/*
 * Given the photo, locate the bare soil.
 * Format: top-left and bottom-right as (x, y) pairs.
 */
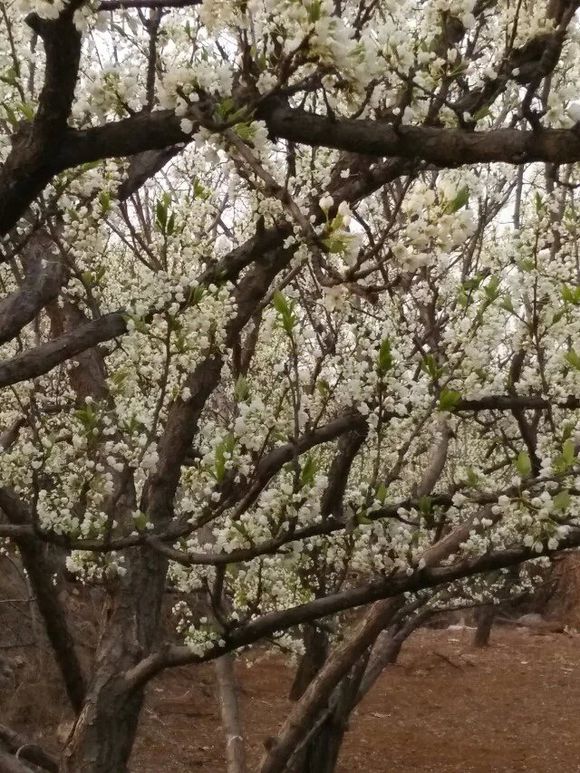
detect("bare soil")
(6, 626), (580, 772)
(132, 626), (580, 772)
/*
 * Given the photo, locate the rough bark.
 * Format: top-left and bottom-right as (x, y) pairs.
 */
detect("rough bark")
(357, 608), (435, 699)
(287, 656), (367, 773)
(259, 599), (399, 773)
(61, 547), (168, 772)
(288, 605), (434, 773)
(9, 96), (580, 238)
(62, 229), (298, 771)
(0, 229), (65, 346)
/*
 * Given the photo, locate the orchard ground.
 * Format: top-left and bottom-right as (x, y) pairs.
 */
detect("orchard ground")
(6, 626), (580, 772)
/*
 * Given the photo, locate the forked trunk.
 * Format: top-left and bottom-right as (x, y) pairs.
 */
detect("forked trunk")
(61, 680), (144, 773)
(61, 549), (168, 772)
(288, 606), (433, 773)
(288, 658), (365, 773)
(289, 716), (347, 773)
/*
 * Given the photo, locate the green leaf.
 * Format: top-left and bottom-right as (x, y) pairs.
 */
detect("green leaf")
(272, 291), (295, 334)
(376, 483), (388, 503)
(155, 196), (169, 233)
(316, 379), (330, 396)
(484, 275), (500, 302)
(516, 450), (531, 477)
(457, 287), (469, 308)
(562, 422), (574, 442)
(466, 467), (480, 488)
(272, 290), (290, 317)
(125, 313), (147, 334)
(2, 103), (19, 129)
(234, 375), (250, 402)
(463, 274), (483, 292)
(74, 404), (98, 433)
(565, 348), (580, 371)
(418, 496), (432, 514)
(561, 284), (580, 305)
(438, 388), (461, 412)
(300, 455), (317, 488)
(307, 0), (322, 22)
(188, 285), (205, 305)
(473, 105), (490, 122)
(133, 511), (149, 530)
(321, 234), (347, 254)
(421, 354), (441, 380)
(81, 270), (94, 286)
(216, 96), (236, 120)
(110, 368), (128, 387)
(234, 122), (254, 141)
(377, 338), (393, 376)
(192, 177), (210, 200)
(214, 434), (235, 482)
(19, 102), (35, 121)
(553, 490), (571, 512)
(443, 185), (469, 214)
(99, 190), (111, 215)
(501, 295), (514, 313)
(563, 438), (575, 466)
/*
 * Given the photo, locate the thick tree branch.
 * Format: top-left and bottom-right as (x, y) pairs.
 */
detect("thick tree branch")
(264, 103), (580, 166)
(125, 528), (580, 688)
(0, 311), (125, 388)
(0, 749), (35, 773)
(0, 6), (82, 235)
(456, 394), (580, 411)
(7, 100), (580, 235)
(0, 489), (87, 712)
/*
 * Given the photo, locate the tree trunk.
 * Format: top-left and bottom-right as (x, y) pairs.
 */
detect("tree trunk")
(473, 605), (495, 647)
(288, 708), (347, 773)
(290, 624), (329, 701)
(61, 680), (145, 773)
(288, 656), (366, 773)
(259, 599), (400, 773)
(215, 653), (247, 773)
(286, 603), (435, 773)
(61, 549), (168, 772)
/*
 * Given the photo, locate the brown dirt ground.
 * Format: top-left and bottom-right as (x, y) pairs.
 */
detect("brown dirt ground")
(5, 626), (580, 772)
(125, 626), (580, 773)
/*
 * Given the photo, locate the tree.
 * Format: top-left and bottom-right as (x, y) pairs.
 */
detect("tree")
(1, 0), (580, 770)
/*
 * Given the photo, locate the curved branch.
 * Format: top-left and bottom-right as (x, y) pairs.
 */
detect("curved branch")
(0, 311), (126, 388)
(7, 99), (580, 235)
(125, 527), (580, 688)
(0, 488), (87, 712)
